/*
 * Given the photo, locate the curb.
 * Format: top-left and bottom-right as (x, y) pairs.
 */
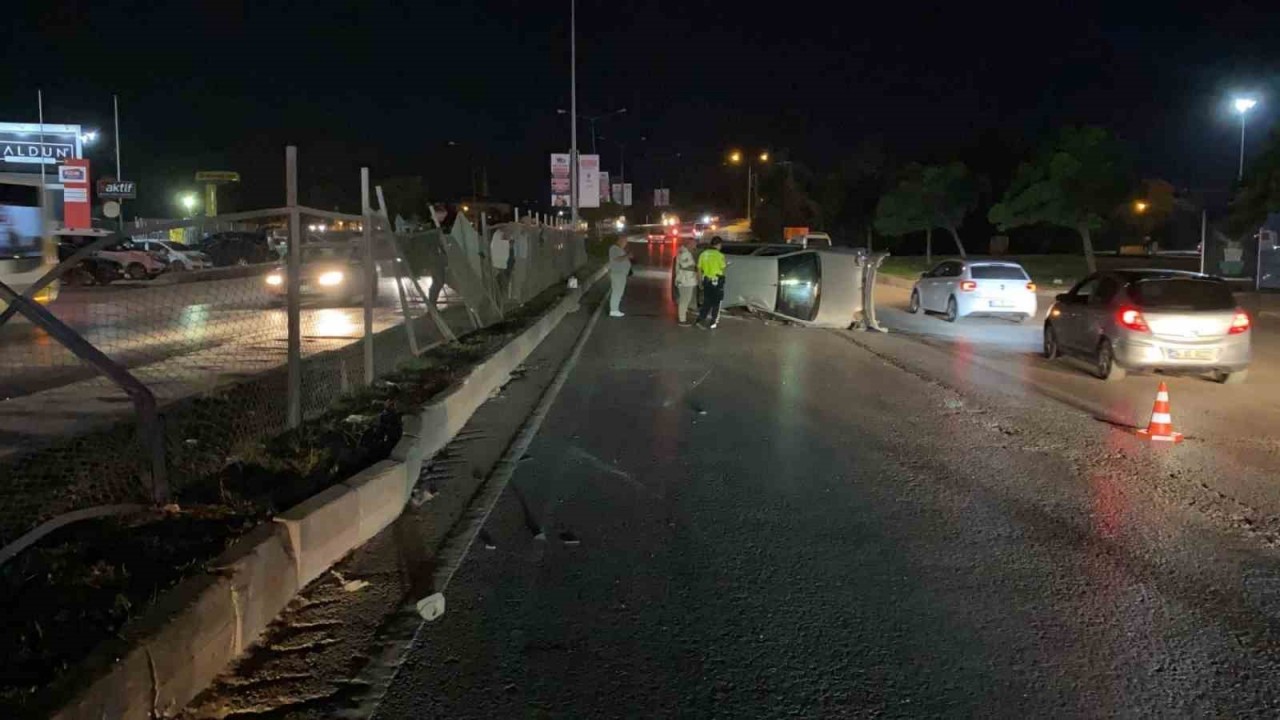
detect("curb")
(53, 264), (608, 720)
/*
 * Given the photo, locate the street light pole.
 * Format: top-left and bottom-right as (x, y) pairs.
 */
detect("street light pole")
(1234, 97), (1258, 181)
(113, 94), (124, 231)
(746, 165), (753, 224)
(569, 0), (579, 228)
(1240, 111), (1248, 181)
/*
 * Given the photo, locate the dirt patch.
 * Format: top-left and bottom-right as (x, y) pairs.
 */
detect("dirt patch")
(0, 283), (574, 718)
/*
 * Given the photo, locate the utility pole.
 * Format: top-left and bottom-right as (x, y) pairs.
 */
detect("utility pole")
(114, 94), (124, 231)
(569, 0), (579, 228)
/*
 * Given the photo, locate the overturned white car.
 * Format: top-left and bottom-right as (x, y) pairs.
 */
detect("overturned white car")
(676, 243), (878, 328)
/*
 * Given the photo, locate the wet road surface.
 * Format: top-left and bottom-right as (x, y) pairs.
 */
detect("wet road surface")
(372, 244), (1280, 717)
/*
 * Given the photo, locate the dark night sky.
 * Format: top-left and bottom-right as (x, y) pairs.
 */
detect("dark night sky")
(4, 0), (1279, 218)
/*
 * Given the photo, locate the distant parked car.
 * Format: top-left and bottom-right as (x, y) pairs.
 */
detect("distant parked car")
(57, 243), (124, 286)
(1043, 270), (1251, 383)
(135, 239), (212, 271)
(785, 232), (833, 250)
(73, 239), (165, 280)
(197, 231), (274, 267)
(909, 260), (1037, 323)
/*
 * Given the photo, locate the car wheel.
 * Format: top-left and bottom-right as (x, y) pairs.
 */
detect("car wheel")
(126, 263), (147, 280)
(1214, 369), (1249, 385)
(908, 290), (921, 314)
(94, 266), (119, 285)
(1095, 338), (1126, 381)
(1043, 324), (1060, 359)
(943, 296), (958, 323)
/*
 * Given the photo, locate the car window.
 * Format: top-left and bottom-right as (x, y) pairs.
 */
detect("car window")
(1090, 276), (1120, 306)
(776, 251), (821, 321)
(926, 263), (948, 278)
(1129, 278), (1235, 311)
(945, 262), (965, 278)
(970, 265), (1028, 280)
(1069, 275), (1100, 300)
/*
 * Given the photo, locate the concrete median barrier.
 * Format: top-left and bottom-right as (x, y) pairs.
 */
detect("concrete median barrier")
(51, 264), (605, 720)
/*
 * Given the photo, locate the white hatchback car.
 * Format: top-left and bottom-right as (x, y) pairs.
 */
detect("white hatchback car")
(909, 260), (1037, 322)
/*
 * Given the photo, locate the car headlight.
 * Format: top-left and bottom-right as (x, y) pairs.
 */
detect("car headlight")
(266, 273), (283, 286)
(318, 270), (344, 286)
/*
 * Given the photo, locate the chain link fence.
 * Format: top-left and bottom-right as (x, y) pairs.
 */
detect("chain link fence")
(0, 148), (585, 554)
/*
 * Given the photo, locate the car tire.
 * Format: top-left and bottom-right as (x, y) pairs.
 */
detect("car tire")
(94, 266), (119, 286)
(126, 263), (147, 280)
(1043, 324), (1060, 359)
(1215, 369), (1249, 385)
(943, 296), (958, 323)
(1095, 338), (1126, 381)
(908, 290), (921, 314)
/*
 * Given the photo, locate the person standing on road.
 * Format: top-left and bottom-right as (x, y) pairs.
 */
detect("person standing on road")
(608, 235), (633, 318)
(695, 237), (727, 329)
(490, 226), (511, 301)
(674, 236), (699, 326)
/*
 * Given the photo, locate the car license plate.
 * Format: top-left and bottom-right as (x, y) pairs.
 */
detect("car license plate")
(988, 300), (1013, 308)
(1166, 348), (1216, 361)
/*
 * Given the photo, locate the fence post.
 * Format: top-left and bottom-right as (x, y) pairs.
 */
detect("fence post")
(376, 185), (420, 356)
(361, 167), (375, 386)
(286, 146), (302, 428)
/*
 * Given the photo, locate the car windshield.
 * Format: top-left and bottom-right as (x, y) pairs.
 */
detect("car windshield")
(1129, 278), (1235, 311)
(970, 265), (1028, 280)
(302, 245), (357, 263)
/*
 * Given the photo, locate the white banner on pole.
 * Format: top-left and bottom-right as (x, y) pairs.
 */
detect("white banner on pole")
(550, 153), (571, 207)
(600, 172), (611, 203)
(578, 154), (600, 208)
(622, 183), (633, 207)
(654, 188), (670, 207)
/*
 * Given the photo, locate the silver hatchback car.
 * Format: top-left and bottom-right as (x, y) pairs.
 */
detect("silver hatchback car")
(1043, 270), (1251, 383)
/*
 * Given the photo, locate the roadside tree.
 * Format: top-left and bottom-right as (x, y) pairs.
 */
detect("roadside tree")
(988, 126), (1129, 272)
(874, 162), (978, 264)
(1229, 127), (1280, 236)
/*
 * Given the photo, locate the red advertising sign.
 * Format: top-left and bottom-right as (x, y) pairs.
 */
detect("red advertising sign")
(59, 158), (91, 230)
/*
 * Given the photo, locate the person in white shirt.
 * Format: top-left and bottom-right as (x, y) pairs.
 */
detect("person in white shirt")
(608, 235), (633, 317)
(490, 228), (511, 297)
(674, 236), (699, 326)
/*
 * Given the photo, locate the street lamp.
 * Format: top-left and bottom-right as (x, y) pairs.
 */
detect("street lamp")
(80, 130), (99, 145)
(558, 107), (627, 155)
(1134, 200), (1148, 214)
(179, 193), (198, 216)
(1234, 96), (1259, 181)
(727, 149), (771, 223)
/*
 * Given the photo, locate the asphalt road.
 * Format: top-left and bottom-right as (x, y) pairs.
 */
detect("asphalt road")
(372, 244), (1280, 717)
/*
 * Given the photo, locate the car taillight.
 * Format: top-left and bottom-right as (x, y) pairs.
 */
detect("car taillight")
(960, 280), (977, 292)
(1117, 306), (1149, 332)
(1026, 282), (1037, 291)
(1229, 309), (1251, 334)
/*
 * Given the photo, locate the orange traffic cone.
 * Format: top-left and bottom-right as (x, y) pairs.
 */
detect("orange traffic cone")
(1137, 381), (1183, 443)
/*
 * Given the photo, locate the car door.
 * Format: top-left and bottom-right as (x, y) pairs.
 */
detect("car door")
(1082, 275), (1122, 346)
(932, 261), (963, 310)
(1054, 275), (1100, 352)
(918, 262), (946, 310)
